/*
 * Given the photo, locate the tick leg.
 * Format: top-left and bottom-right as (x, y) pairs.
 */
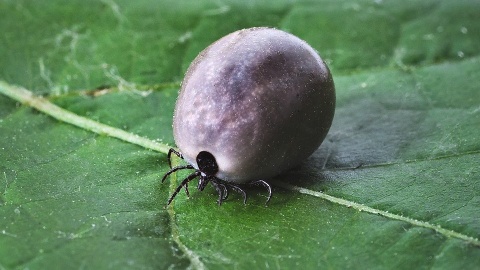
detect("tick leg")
(228, 184), (247, 205)
(161, 165), (194, 183)
(211, 180), (226, 205)
(167, 148), (184, 169)
(212, 178), (246, 204)
(167, 171), (200, 205)
(197, 177), (210, 191)
(250, 180), (272, 205)
(220, 183), (228, 200)
(184, 182), (190, 197)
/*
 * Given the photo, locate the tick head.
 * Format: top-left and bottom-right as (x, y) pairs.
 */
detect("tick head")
(196, 151), (219, 176)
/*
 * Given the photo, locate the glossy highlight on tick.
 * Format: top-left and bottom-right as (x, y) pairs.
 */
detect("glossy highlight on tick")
(162, 27), (336, 205)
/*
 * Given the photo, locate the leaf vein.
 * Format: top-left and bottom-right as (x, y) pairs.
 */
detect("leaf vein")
(272, 180), (480, 247)
(167, 158), (206, 270)
(0, 81), (171, 154)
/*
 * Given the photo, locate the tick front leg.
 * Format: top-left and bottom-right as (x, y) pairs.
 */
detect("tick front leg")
(167, 171), (200, 205)
(167, 148), (184, 169)
(161, 164), (194, 183)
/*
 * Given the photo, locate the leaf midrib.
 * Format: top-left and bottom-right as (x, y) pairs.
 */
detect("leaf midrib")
(0, 80), (478, 267)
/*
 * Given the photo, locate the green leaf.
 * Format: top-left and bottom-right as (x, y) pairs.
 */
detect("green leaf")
(1, 0), (479, 269)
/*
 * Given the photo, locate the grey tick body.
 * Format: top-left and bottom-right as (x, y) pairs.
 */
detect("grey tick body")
(163, 27), (335, 205)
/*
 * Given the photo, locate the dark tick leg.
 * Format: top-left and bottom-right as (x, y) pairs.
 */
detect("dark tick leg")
(219, 183), (228, 200)
(197, 177), (209, 191)
(250, 180), (272, 205)
(227, 184), (247, 205)
(184, 182), (190, 197)
(210, 178), (247, 205)
(167, 148), (184, 169)
(163, 149), (192, 196)
(211, 181), (226, 205)
(167, 171), (201, 205)
(161, 165), (194, 183)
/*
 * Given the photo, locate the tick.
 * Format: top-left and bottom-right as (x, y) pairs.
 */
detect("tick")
(162, 27), (335, 205)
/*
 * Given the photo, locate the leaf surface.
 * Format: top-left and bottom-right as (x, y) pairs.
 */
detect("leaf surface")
(1, 0), (479, 269)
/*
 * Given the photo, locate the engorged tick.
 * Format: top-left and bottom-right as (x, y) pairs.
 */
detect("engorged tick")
(162, 27), (336, 205)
